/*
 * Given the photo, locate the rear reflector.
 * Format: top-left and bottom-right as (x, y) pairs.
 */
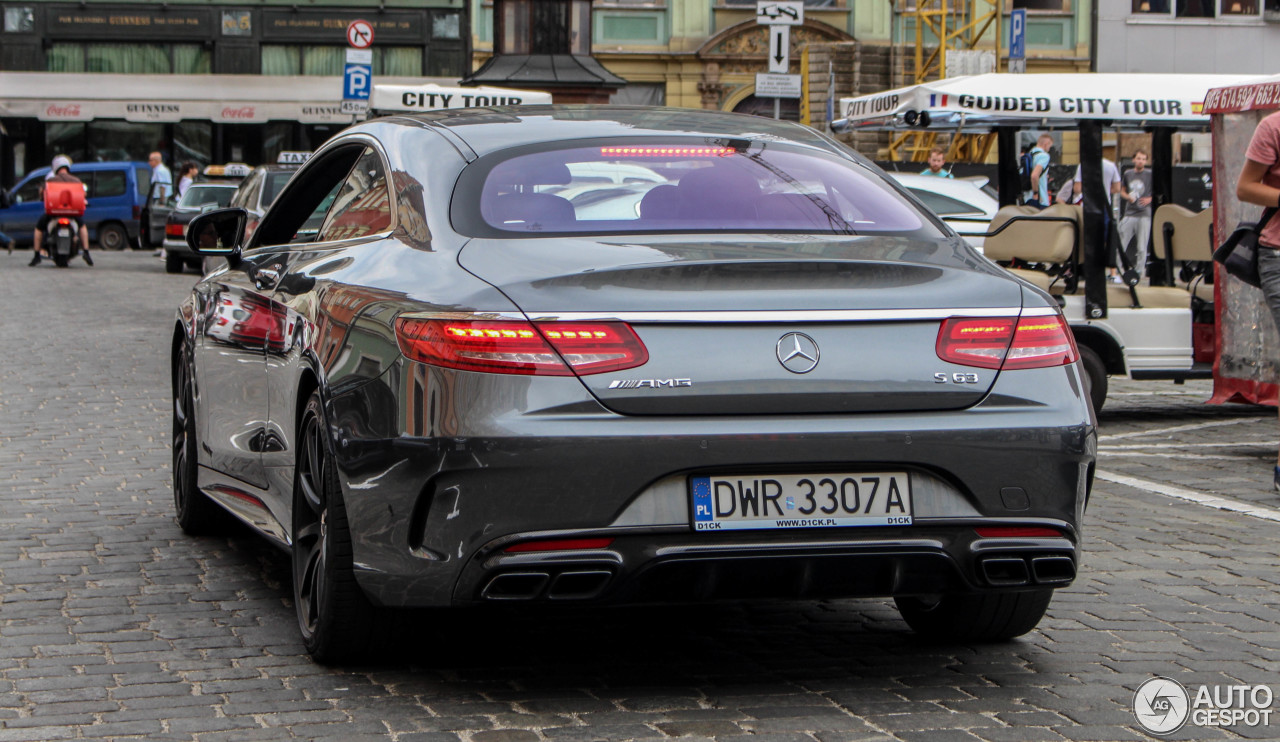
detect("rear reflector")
(936, 314), (1077, 371)
(974, 526), (1062, 538)
(394, 319), (648, 376)
(504, 537), (615, 553)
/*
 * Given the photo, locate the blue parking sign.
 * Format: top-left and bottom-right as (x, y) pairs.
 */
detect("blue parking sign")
(343, 63), (372, 100)
(1009, 9), (1026, 60)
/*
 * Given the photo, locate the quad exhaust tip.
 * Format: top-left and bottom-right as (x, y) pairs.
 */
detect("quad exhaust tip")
(481, 569), (614, 601)
(979, 555), (1075, 587)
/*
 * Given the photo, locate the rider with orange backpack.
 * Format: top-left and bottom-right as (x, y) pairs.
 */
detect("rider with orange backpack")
(29, 155), (92, 267)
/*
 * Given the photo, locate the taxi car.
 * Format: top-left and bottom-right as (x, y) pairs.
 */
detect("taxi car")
(162, 181), (240, 273)
(172, 107), (1095, 663)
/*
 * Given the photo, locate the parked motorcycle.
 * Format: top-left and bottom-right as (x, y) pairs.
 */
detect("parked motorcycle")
(47, 216), (81, 268)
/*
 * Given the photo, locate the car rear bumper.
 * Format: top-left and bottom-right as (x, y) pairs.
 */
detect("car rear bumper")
(458, 527), (1077, 606)
(328, 361), (1094, 609)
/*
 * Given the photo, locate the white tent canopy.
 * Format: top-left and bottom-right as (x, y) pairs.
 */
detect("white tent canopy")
(370, 84), (551, 113)
(836, 73), (1258, 131)
(0, 72), (463, 124)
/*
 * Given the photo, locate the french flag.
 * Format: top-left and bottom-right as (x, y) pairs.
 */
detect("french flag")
(929, 94), (949, 107)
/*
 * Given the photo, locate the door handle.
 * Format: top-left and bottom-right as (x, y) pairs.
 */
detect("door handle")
(254, 267), (281, 289)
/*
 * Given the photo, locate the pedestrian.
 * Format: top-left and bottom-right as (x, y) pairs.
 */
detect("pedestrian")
(30, 155), (92, 267)
(1072, 156), (1124, 281)
(919, 147), (953, 178)
(1118, 150), (1155, 281)
(1235, 109), (1280, 492)
(176, 161), (198, 199)
(149, 151), (173, 202)
(1024, 133), (1053, 208)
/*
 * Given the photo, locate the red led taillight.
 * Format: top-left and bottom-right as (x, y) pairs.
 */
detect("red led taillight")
(599, 146), (736, 158)
(394, 319), (648, 376)
(936, 314), (1077, 370)
(974, 526), (1062, 538)
(504, 537), (615, 553)
(166, 222), (185, 238)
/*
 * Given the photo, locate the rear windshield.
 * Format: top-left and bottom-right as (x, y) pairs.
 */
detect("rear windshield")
(457, 142), (934, 237)
(179, 185), (235, 209)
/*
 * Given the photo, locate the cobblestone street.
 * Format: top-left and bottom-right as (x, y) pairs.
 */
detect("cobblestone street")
(4, 251), (1280, 741)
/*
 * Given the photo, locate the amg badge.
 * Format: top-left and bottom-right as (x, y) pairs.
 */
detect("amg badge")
(608, 378), (693, 389)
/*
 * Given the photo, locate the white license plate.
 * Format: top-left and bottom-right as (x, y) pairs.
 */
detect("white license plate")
(690, 472), (912, 532)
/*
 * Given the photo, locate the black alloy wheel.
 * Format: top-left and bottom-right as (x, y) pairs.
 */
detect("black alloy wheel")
(894, 589), (1053, 642)
(172, 350), (227, 534)
(292, 391), (380, 664)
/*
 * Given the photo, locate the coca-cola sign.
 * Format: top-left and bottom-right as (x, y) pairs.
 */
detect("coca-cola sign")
(219, 105), (258, 121)
(42, 103), (90, 121)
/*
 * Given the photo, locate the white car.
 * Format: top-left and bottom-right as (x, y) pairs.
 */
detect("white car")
(888, 173), (999, 250)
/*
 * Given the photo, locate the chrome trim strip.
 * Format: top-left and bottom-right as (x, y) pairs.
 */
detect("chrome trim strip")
(401, 307), (1060, 323)
(398, 310), (528, 322)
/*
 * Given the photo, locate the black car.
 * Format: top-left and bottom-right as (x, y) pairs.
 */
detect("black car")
(227, 154), (309, 242)
(162, 182), (240, 273)
(173, 107), (1095, 663)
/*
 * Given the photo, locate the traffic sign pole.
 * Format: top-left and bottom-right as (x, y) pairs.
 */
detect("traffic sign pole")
(756, 1), (803, 120)
(344, 20), (375, 121)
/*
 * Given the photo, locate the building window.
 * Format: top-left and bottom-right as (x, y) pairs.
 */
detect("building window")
(4, 7), (34, 32)
(723, 0), (839, 6)
(47, 44), (210, 74)
(1132, 0), (1261, 14)
(261, 46), (423, 76)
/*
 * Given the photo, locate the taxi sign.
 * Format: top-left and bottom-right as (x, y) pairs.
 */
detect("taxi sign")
(203, 162), (252, 178)
(277, 151), (312, 165)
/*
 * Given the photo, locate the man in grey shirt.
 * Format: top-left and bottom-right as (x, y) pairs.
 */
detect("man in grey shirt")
(1119, 150), (1155, 280)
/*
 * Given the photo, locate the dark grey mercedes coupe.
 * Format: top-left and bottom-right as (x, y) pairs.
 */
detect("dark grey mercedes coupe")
(172, 106), (1096, 663)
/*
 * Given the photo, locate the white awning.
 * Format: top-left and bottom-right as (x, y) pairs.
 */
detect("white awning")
(1204, 73), (1280, 115)
(835, 73), (1259, 131)
(0, 71), (463, 125)
(370, 84), (552, 113)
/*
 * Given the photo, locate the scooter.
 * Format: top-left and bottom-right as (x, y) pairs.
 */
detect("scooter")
(47, 216), (81, 268)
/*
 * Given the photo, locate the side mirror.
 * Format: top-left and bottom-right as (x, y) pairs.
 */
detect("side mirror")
(187, 207), (248, 266)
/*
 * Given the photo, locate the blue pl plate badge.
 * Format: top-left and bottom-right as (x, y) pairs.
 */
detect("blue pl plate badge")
(692, 476), (713, 525)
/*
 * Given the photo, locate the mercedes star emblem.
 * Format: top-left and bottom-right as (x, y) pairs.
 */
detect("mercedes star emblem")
(776, 332), (820, 374)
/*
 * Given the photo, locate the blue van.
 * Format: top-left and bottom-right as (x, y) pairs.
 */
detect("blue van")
(1, 161), (151, 250)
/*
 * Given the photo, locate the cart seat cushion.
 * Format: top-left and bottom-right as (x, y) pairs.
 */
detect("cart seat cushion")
(1004, 267), (1055, 293)
(1106, 283), (1192, 309)
(1154, 204), (1213, 262)
(984, 204), (1077, 265)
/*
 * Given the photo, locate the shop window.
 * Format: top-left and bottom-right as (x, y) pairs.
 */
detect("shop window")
(4, 7), (34, 32)
(262, 46), (422, 76)
(47, 43), (209, 74)
(433, 13), (462, 39)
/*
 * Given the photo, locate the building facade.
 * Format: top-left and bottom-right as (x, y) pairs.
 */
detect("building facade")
(1098, 0), (1280, 73)
(0, 1), (469, 184)
(469, 0), (1094, 122)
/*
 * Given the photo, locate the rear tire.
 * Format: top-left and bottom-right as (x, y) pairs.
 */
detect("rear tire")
(172, 348), (230, 535)
(165, 253), (185, 274)
(98, 222), (128, 251)
(292, 392), (381, 664)
(1078, 345), (1107, 413)
(895, 589), (1053, 642)
(53, 254), (69, 268)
